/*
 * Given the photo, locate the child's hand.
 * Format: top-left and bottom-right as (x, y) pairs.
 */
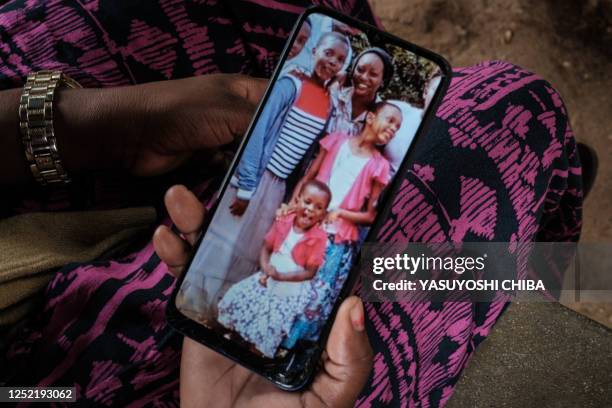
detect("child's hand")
(263, 264), (278, 280)
(326, 210), (342, 224)
(275, 203), (294, 219)
(258, 274), (269, 287)
(230, 198), (249, 216)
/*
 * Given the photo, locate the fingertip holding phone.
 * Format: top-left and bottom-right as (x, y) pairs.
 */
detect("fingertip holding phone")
(167, 6), (450, 391)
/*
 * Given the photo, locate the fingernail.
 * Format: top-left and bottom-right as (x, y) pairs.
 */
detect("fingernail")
(350, 299), (366, 332)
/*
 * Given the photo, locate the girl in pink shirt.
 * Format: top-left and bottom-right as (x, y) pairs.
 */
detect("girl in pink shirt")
(217, 180), (330, 358)
(282, 101), (403, 348)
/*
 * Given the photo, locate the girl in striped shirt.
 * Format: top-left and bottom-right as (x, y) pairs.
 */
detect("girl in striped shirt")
(228, 31), (350, 279)
(177, 31), (350, 320)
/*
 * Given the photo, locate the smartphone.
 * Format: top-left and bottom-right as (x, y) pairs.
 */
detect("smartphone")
(167, 6), (451, 391)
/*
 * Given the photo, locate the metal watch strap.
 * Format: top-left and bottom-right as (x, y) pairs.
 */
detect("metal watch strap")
(19, 70), (82, 186)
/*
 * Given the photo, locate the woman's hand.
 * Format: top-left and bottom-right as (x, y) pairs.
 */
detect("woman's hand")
(153, 185), (373, 408)
(49, 74), (267, 179)
(0, 73), (266, 186)
(127, 75), (268, 176)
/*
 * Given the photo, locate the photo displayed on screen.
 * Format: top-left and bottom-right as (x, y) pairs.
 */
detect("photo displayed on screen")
(176, 12), (442, 359)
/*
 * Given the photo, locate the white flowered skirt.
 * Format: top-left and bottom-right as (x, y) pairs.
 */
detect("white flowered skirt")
(217, 272), (311, 358)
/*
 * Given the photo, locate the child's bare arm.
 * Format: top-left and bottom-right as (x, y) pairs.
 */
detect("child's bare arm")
(331, 180), (385, 225)
(259, 244), (278, 279)
(290, 150), (327, 204)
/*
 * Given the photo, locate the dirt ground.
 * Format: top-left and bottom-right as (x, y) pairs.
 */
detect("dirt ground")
(370, 0), (612, 327)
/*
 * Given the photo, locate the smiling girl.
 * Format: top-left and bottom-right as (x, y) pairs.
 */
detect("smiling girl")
(217, 180), (331, 358)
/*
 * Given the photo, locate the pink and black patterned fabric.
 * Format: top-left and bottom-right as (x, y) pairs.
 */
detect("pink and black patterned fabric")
(0, 0), (582, 406)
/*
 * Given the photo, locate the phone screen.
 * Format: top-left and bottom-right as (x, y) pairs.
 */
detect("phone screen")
(170, 9), (448, 388)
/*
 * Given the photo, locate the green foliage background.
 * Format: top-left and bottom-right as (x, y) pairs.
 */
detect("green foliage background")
(348, 33), (438, 108)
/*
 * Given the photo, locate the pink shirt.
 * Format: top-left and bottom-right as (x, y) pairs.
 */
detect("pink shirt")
(263, 214), (328, 270)
(316, 132), (391, 243)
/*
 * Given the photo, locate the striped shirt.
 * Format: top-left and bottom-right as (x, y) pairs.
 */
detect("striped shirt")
(267, 78), (329, 179)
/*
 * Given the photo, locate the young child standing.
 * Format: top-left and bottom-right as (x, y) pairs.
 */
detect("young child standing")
(175, 32), (349, 321)
(282, 101), (403, 348)
(217, 180), (331, 358)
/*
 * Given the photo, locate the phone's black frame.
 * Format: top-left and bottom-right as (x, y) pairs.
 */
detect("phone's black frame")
(166, 5), (451, 391)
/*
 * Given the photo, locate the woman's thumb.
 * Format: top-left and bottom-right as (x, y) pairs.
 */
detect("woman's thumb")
(308, 296), (373, 407)
(326, 296), (373, 368)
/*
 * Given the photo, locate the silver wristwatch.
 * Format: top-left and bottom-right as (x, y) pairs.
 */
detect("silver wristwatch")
(19, 70), (82, 186)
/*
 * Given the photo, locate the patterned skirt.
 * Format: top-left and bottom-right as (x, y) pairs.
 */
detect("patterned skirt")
(218, 272), (310, 358)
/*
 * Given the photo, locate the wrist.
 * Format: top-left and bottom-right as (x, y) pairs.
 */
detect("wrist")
(54, 85), (147, 174)
(0, 88), (30, 185)
(235, 188), (253, 201)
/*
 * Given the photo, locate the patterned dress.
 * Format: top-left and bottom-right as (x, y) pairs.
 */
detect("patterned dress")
(218, 228), (312, 358)
(0, 1), (582, 406)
